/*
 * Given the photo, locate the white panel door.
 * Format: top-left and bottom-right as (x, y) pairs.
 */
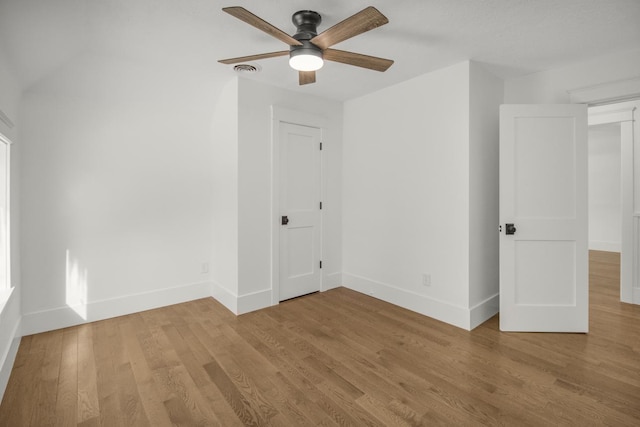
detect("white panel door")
(500, 104), (588, 332)
(279, 122), (321, 301)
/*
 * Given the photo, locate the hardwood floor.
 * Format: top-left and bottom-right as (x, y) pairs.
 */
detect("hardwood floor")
(1, 250), (639, 426)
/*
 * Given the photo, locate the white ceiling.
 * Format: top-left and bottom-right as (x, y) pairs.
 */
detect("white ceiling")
(1, 0), (639, 101)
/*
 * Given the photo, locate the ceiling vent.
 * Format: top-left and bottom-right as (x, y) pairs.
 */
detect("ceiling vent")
(233, 64), (261, 73)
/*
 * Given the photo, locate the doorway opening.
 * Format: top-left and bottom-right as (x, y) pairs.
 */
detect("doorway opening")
(588, 122), (622, 301)
(587, 100), (638, 305)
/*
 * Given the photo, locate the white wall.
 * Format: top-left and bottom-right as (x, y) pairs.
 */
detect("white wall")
(235, 77), (343, 313)
(468, 62), (503, 319)
(211, 78), (239, 310)
(343, 61), (501, 330)
(504, 48), (640, 103)
(0, 43), (22, 402)
(589, 124), (622, 252)
(19, 52), (217, 334)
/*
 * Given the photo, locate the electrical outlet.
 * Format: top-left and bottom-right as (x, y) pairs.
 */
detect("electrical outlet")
(422, 273), (431, 287)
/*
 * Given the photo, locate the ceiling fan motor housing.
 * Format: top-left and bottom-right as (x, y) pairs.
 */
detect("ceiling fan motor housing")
(290, 10), (323, 61)
(292, 10), (322, 40)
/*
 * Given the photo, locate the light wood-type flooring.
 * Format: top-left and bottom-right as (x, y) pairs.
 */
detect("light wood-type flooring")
(1, 250), (639, 426)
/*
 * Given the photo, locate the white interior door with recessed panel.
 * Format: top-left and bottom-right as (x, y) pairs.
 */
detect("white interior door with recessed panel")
(279, 122), (322, 301)
(500, 104), (588, 332)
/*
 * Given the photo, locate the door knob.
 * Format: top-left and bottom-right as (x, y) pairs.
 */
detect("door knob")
(505, 223), (516, 235)
(281, 215), (289, 225)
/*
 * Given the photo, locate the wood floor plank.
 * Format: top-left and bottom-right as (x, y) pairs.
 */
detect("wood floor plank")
(230, 322), (343, 425)
(118, 319), (173, 427)
(162, 395), (198, 426)
(30, 329), (64, 426)
(218, 324), (320, 426)
(116, 361), (151, 427)
(76, 324), (100, 424)
(203, 357), (267, 426)
(0, 336), (45, 425)
(1, 250), (639, 426)
(55, 328), (79, 427)
(93, 321), (125, 427)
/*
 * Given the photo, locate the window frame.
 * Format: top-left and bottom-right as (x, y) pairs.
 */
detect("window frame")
(0, 132), (11, 292)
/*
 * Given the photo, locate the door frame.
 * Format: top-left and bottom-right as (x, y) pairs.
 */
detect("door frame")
(270, 106), (326, 305)
(588, 102), (638, 304)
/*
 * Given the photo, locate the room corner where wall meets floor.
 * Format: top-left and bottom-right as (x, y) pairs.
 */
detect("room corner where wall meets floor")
(20, 281), (213, 336)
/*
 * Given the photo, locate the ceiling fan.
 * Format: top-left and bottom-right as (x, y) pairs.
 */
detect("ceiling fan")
(218, 6), (394, 85)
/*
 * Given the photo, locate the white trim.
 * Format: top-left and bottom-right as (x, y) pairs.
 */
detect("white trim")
(589, 241), (622, 253)
(211, 284), (272, 316)
(0, 133), (10, 292)
(270, 106), (327, 306)
(342, 273), (473, 330)
(322, 272), (342, 292)
(0, 286), (20, 402)
(21, 281), (213, 336)
(634, 214), (640, 304)
(622, 116), (636, 304)
(469, 293), (499, 330)
(588, 108), (635, 126)
(211, 280), (238, 314)
(0, 287), (13, 314)
(0, 109), (13, 130)
(237, 289), (272, 315)
(0, 327), (20, 403)
(271, 107), (328, 129)
(568, 76), (640, 105)
(0, 132), (13, 145)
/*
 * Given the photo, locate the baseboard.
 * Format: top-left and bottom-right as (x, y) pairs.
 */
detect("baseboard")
(342, 273), (472, 330)
(589, 241), (621, 253)
(0, 330), (20, 404)
(0, 289), (21, 403)
(323, 272), (342, 291)
(212, 275), (344, 316)
(211, 280), (239, 314)
(237, 289), (272, 315)
(633, 287), (640, 305)
(21, 281), (213, 336)
(469, 293), (499, 329)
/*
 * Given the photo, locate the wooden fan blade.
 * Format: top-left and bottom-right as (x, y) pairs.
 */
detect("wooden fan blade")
(223, 7), (302, 46)
(310, 6), (388, 49)
(324, 49), (393, 72)
(218, 50), (289, 65)
(299, 71), (316, 85)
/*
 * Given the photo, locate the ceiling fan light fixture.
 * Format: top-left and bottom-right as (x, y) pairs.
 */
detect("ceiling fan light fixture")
(289, 53), (323, 71)
(289, 48), (323, 71)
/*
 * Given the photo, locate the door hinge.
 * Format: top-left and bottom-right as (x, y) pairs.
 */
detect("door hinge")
(319, 201), (323, 210)
(319, 260), (323, 269)
(319, 142), (323, 150)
